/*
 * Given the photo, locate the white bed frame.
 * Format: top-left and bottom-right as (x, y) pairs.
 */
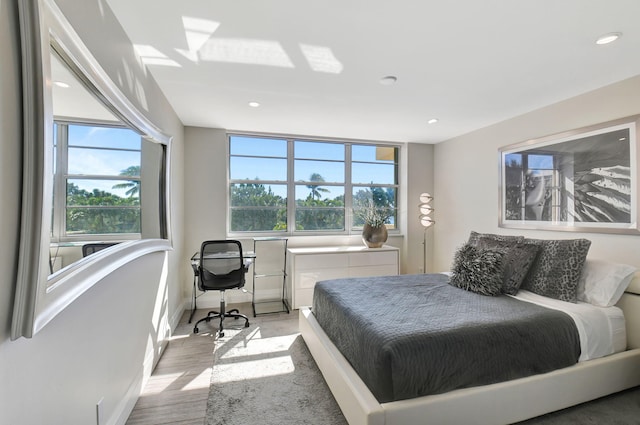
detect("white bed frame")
(299, 274), (640, 425)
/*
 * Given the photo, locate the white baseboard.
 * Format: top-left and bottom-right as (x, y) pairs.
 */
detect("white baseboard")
(169, 303), (185, 333)
(110, 364), (145, 425)
(111, 308), (177, 425)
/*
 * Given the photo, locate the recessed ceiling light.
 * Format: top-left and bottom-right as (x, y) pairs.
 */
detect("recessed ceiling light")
(54, 81), (70, 88)
(427, 118), (439, 124)
(596, 32), (622, 45)
(379, 76), (397, 85)
(248, 101), (260, 107)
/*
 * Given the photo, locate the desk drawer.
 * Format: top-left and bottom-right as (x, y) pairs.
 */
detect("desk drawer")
(295, 268), (347, 289)
(348, 264), (398, 277)
(348, 250), (397, 267)
(295, 253), (348, 270)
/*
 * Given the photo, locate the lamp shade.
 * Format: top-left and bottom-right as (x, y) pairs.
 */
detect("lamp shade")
(420, 216), (435, 228)
(419, 193), (433, 203)
(419, 205), (434, 215)
(418, 192), (434, 228)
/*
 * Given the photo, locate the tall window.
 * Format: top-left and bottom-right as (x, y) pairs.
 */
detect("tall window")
(294, 140), (345, 231)
(52, 121), (143, 240)
(229, 134), (399, 234)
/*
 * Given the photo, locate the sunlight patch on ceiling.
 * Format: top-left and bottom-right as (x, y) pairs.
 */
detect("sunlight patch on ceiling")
(134, 44), (181, 67)
(300, 44), (343, 74)
(176, 16), (221, 63)
(198, 38), (294, 68)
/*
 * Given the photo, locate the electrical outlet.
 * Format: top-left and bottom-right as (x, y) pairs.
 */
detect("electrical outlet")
(96, 398), (104, 425)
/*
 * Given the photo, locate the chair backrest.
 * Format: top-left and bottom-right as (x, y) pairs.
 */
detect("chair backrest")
(198, 240), (245, 291)
(82, 242), (118, 257)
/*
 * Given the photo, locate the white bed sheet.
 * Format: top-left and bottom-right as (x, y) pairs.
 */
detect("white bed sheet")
(511, 290), (626, 361)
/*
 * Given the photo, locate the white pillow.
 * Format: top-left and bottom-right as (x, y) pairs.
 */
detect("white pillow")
(577, 259), (637, 307)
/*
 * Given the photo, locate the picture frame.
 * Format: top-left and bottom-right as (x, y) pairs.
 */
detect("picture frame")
(499, 115), (640, 235)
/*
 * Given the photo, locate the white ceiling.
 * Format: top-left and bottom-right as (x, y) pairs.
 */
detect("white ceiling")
(51, 52), (119, 122)
(104, 0), (640, 144)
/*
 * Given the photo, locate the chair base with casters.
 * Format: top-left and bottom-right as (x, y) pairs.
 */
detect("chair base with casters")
(193, 290), (250, 336)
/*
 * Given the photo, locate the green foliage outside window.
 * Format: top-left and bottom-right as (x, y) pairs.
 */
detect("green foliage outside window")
(352, 187), (396, 227)
(230, 179), (396, 232)
(66, 182), (140, 234)
(230, 183), (287, 232)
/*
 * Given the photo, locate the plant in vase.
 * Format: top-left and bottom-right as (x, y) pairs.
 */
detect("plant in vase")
(356, 199), (392, 248)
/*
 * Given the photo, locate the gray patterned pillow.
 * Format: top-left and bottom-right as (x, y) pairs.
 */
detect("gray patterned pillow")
(521, 238), (591, 303)
(476, 237), (541, 295)
(468, 231), (524, 246)
(450, 243), (505, 296)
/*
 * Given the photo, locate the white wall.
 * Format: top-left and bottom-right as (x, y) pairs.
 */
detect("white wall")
(0, 1), (185, 424)
(402, 142), (435, 273)
(183, 127), (237, 305)
(432, 75), (640, 272)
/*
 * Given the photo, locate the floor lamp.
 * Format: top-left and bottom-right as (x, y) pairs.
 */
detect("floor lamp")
(419, 193), (434, 273)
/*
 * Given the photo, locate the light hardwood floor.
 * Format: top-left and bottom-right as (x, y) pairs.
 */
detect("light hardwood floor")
(125, 304), (253, 425)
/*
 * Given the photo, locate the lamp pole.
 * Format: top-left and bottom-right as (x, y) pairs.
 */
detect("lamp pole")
(418, 193), (434, 273)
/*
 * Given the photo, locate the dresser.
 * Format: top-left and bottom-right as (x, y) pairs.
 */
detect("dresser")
(286, 245), (400, 309)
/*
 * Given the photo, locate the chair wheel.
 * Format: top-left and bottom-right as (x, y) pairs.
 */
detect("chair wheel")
(219, 331), (225, 337)
(194, 327), (199, 334)
(245, 322), (250, 328)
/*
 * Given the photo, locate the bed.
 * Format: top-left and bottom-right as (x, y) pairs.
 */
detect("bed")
(299, 238), (640, 425)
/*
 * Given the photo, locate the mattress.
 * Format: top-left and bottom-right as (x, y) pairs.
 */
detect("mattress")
(312, 273), (582, 403)
(511, 289), (626, 361)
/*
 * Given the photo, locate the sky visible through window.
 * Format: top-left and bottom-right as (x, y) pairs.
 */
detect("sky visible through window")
(230, 135), (395, 198)
(64, 125), (141, 197)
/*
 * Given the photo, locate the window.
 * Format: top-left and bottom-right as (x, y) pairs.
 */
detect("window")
(52, 120), (143, 240)
(229, 134), (399, 234)
(294, 140), (345, 231)
(504, 152), (560, 221)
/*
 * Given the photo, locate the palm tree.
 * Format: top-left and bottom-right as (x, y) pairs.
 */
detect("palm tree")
(307, 173), (329, 200)
(112, 165), (141, 197)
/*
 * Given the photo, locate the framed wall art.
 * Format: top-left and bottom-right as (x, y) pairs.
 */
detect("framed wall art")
(499, 115), (639, 234)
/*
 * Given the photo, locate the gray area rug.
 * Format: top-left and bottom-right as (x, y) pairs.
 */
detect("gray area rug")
(204, 313), (347, 425)
(205, 312), (640, 425)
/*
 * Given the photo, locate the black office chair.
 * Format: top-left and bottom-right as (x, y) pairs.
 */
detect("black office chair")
(193, 240), (250, 336)
(82, 242), (118, 257)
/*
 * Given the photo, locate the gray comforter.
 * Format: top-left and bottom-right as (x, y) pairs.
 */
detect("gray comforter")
(312, 273), (580, 403)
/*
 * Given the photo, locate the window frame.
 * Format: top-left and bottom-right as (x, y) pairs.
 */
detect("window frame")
(227, 132), (401, 237)
(52, 118), (143, 243)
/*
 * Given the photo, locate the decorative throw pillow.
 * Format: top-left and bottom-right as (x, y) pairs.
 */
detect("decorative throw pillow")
(467, 231), (524, 246)
(476, 237), (541, 295)
(521, 238), (591, 303)
(577, 259), (637, 307)
(449, 243), (505, 296)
